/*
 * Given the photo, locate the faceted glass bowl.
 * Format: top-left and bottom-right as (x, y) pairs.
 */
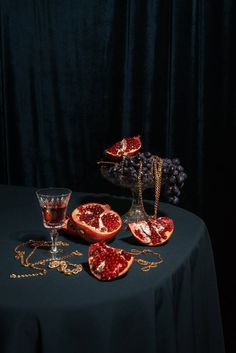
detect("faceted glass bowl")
(101, 165), (155, 227)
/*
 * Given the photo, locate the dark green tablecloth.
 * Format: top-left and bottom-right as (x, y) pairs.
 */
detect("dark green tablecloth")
(0, 185), (225, 353)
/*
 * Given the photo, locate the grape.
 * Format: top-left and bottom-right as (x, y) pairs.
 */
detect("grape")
(173, 169), (179, 176)
(172, 196), (179, 205)
(169, 175), (176, 184)
(177, 175), (184, 184)
(163, 168), (168, 174)
(166, 186), (173, 195)
(124, 159), (129, 167)
(144, 152), (152, 158)
(172, 158), (180, 165)
(169, 165), (175, 173)
(172, 185), (180, 195)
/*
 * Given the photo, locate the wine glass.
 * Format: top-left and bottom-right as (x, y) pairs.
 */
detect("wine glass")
(36, 188), (72, 254)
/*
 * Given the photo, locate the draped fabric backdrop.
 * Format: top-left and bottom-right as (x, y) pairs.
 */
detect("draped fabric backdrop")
(0, 0), (235, 352)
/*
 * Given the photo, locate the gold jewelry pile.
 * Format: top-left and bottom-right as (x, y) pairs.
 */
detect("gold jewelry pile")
(10, 240), (83, 279)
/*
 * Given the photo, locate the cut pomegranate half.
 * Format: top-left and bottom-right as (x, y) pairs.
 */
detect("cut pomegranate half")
(128, 216), (174, 246)
(105, 136), (141, 158)
(88, 242), (134, 280)
(71, 203), (122, 243)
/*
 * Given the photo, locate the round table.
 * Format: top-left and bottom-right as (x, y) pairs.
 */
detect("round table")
(0, 185), (225, 353)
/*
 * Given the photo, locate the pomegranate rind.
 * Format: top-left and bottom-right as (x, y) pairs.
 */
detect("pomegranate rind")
(62, 217), (84, 237)
(105, 136), (141, 158)
(71, 203), (122, 243)
(128, 216), (174, 246)
(88, 242), (134, 281)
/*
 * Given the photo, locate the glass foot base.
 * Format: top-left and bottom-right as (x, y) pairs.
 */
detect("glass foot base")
(50, 249), (59, 254)
(122, 206), (148, 228)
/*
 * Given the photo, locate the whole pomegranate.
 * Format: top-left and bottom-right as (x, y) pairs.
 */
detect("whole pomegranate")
(88, 242), (134, 280)
(128, 217), (174, 246)
(70, 203), (122, 243)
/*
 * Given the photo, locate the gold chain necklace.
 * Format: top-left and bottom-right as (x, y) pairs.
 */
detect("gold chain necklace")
(137, 155), (163, 218)
(128, 248), (163, 272)
(10, 240), (83, 279)
(153, 156), (163, 217)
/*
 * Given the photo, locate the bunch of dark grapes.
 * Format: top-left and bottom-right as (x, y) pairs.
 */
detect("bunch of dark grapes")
(161, 158), (187, 205)
(101, 152), (154, 188)
(100, 153), (187, 205)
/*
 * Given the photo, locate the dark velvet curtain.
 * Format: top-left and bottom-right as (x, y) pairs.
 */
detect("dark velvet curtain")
(0, 0), (235, 351)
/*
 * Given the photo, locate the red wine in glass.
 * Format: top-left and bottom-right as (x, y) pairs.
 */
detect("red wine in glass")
(42, 202), (67, 228)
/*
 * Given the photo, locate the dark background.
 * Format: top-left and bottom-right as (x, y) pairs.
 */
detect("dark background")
(0, 1), (235, 352)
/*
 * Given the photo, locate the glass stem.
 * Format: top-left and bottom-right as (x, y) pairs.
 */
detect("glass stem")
(131, 189), (143, 210)
(50, 229), (58, 254)
(121, 189), (148, 227)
